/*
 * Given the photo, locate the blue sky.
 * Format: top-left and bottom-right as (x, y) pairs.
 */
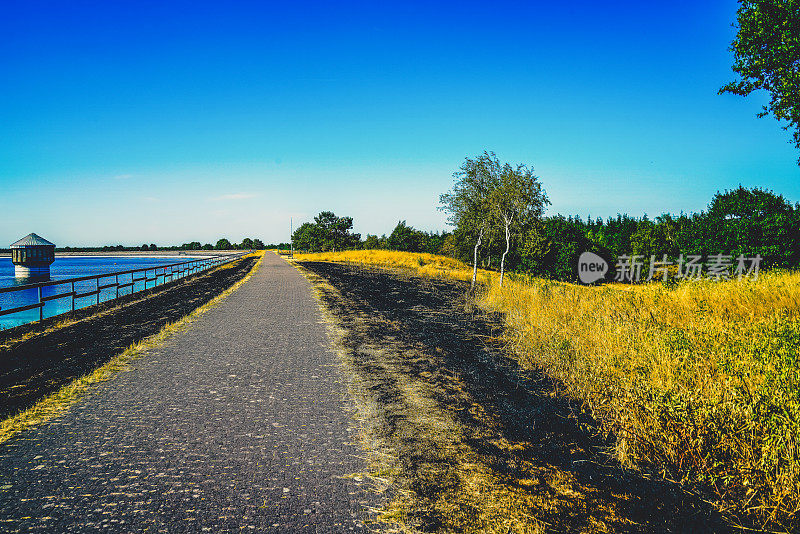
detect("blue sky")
(1, 0), (798, 246)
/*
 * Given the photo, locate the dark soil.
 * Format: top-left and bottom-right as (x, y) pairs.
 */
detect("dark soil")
(0, 256), (258, 420)
(299, 261), (736, 533)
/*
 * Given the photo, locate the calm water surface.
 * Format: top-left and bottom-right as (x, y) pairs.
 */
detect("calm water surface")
(0, 256), (199, 330)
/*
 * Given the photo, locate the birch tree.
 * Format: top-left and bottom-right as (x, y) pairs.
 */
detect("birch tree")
(489, 160), (549, 287)
(439, 153), (496, 290)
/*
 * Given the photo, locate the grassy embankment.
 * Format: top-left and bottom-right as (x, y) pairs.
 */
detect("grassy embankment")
(296, 249), (800, 530)
(294, 249), (494, 284)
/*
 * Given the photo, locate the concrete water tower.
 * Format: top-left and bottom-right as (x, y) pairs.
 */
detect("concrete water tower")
(10, 233), (55, 277)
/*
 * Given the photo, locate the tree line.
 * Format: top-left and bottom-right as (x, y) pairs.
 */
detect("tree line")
(291, 211), (452, 256)
(55, 237), (266, 252)
(442, 153), (800, 283)
(292, 152), (800, 284)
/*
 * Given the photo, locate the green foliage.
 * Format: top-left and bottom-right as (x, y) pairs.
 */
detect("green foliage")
(439, 152), (498, 253)
(291, 211), (361, 252)
(215, 238), (232, 250)
(720, 0), (800, 163)
(520, 187), (799, 281)
(441, 151), (549, 285)
(388, 221), (426, 252)
(519, 216), (594, 281)
(702, 186), (800, 267)
(363, 234), (381, 249)
(630, 218), (673, 259)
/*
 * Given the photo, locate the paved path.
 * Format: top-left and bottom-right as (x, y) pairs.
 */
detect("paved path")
(0, 253), (377, 532)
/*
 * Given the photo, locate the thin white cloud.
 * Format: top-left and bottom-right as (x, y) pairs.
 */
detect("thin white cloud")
(214, 193), (257, 201)
(142, 196), (161, 202)
(113, 174), (133, 180)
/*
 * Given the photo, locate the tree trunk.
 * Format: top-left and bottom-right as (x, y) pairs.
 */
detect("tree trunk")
(472, 227), (483, 290)
(500, 216), (511, 287)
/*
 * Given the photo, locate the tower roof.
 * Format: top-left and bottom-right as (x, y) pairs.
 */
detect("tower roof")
(10, 233), (55, 248)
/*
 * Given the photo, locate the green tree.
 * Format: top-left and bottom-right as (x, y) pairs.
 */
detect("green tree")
(440, 152), (498, 289)
(292, 222), (321, 251)
(703, 186), (799, 267)
(363, 234), (380, 249)
(520, 216), (593, 281)
(720, 0), (800, 163)
(252, 239), (265, 249)
(630, 218), (673, 260)
(241, 237), (254, 250)
(315, 211), (361, 251)
(488, 159), (549, 286)
(388, 221), (426, 252)
(215, 238), (232, 250)
(202, 243), (214, 250)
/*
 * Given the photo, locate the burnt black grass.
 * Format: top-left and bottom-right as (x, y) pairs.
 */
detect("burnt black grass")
(300, 261), (734, 533)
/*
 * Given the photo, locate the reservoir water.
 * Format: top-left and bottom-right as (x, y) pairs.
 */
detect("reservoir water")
(0, 256), (200, 330)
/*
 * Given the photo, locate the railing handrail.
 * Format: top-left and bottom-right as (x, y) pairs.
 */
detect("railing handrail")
(0, 251), (252, 326)
(0, 252), (246, 294)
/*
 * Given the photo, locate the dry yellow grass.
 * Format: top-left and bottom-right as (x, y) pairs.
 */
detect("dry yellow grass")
(480, 270), (800, 529)
(294, 249), (495, 284)
(297, 250), (800, 529)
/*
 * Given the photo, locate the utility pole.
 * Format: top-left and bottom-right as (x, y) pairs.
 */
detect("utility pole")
(290, 217), (293, 259)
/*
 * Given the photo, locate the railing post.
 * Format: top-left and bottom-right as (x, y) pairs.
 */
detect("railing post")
(115, 274), (119, 299)
(38, 286), (43, 322)
(96, 278), (100, 305)
(71, 281), (75, 311)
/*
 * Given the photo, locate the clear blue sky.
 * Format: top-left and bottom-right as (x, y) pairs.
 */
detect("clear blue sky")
(2, 0), (798, 246)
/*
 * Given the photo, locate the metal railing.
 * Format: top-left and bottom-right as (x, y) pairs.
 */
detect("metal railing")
(0, 252), (251, 329)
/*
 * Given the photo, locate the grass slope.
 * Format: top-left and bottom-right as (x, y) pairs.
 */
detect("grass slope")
(296, 250), (800, 531)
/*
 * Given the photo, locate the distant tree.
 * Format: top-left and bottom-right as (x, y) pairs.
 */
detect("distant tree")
(363, 234), (380, 249)
(439, 233), (458, 258)
(630, 218), (673, 259)
(215, 238), (232, 250)
(203, 243), (214, 250)
(388, 221), (426, 252)
(488, 158), (549, 286)
(241, 237), (254, 250)
(292, 222), (322, 252)
(720, 0), (800, 164)
(702, 186), (799, 267)
(520, 216), (594, 281)
(292, 212), (360, 252)
(313, 211), (361, 251)
(141, 244), (149, 251)
(440, 152), (497, 290)
(252, 239), (265, 249)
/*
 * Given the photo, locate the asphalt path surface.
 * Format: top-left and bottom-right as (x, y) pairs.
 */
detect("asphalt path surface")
(0, 253), (376, 532)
